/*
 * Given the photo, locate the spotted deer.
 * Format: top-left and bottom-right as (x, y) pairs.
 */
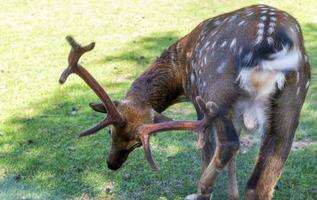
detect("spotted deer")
(59, 4), (311, 200)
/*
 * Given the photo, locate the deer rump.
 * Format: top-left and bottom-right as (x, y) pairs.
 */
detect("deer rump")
(191, 10), (302, 133)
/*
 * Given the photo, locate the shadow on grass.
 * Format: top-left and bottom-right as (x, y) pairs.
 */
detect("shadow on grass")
(1, 24), (317, 200)
(96, 31), (179, 68)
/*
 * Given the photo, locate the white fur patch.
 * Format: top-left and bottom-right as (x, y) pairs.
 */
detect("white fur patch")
(236, 68), (286, 132)
(236, 69), (285, 95)
(260, 45), (301, 71)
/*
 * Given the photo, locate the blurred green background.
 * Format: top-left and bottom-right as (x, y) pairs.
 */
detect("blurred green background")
(0, 0), (316, 199)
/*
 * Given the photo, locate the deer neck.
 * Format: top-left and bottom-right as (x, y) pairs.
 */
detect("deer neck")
(126, 43), (185, 113)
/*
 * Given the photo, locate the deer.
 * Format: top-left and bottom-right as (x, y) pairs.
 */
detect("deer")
(59, 4), (311, 200)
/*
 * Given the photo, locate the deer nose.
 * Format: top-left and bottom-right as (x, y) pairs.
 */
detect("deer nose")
(107, 161), (121, 171)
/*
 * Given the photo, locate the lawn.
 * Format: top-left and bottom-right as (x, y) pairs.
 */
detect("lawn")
(0, 0), (316, 199)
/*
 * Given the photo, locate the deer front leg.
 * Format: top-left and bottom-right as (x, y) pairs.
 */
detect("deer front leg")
(245, 73), (308, 200)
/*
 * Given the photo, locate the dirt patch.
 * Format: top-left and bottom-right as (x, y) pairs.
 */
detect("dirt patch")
(240, 135), (317, 153)
(292, 139), (317, 150)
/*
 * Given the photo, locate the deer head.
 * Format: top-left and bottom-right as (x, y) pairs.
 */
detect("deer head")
(59, 36), (218, 171)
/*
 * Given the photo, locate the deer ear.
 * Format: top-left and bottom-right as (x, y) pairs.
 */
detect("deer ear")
(153, 112), (173, 123)
(89, 101), (120, 113)
(89, 102), (107, 113)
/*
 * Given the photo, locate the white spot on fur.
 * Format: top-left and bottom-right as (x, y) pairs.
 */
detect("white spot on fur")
(238, 21), (246, 26)
(260, 45), (302, 71)
(290, 27), (295, 34)
(214, 20), (221, 25)
(269, 22), (276, 27)
(268, 27), (275, 35)
(270, 16), (277, 21)
(306, 81), (310, 89)
(269, 12), (276, 15)
(211, 31), (217, 37)
(211, 41), (216, 49)
(230, 38), (237, 50)
(238, 47), (243, 55)
(267, 37), (274, 45)
(171, 53), (176, 67)
(296, 87), (300, 96)
(295, 24), (300, 32)
(217, 62), (226, 73)
(191, 73), (195, 83)
(204, 41), (210, 48)
(246, 12), (254, 16)
(228, 15), (237, 22)
(261, 10), (268, 14)
(203, 81), (206, 87)
(260, 16), (267, 21)
(220, 40), (227, 48)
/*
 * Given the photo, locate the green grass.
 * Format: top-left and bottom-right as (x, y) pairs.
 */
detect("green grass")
(0, 0), (316, 199)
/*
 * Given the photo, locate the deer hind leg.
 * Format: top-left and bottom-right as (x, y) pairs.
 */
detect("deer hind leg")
(245, 73), (308, 200)
(227, 120), (243, 200)
(201, 125), (216, 172)
(185, 115), (240, 200)
(199, 115), (240, 195)
(201, 127), (240, 200)
(228, 157), (239, 200)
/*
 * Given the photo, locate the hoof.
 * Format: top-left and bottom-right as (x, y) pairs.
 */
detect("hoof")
(185, 194), (211, 200)
(228, 195), (240, 200)
(245, 189), (256, 200)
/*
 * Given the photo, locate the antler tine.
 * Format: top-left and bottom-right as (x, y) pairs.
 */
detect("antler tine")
(59, 36), (125, 137)
(138, 96), (218, 171)
(59, 36), (95, 84)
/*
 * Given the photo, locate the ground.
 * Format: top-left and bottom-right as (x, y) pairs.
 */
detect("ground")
(0, 0), (316, 199)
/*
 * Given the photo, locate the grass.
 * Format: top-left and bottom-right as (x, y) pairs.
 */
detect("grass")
(0, 0), (316, 199)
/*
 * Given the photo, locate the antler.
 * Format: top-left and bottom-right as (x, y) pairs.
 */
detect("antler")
(59, 36), (125, 136)
(138, 96), (219, 171)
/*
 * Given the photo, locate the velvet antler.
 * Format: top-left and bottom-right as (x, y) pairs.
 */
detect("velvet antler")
(138, 96), (218, 171)
(59, 36), (125, 136)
